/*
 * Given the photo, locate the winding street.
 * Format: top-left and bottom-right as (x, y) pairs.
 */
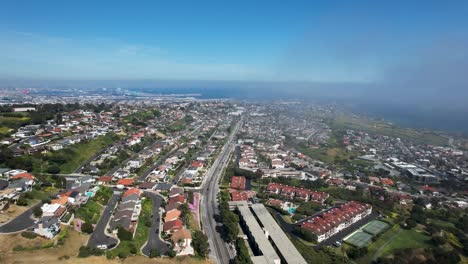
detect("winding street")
(141, 191), (171, 256)
(0, 201), (42, 233)
(87, 193), (120, 249)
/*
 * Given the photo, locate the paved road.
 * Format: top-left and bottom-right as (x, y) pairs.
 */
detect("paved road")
(88, 193), (120, 249)
(200, 119), (242, 264)
(0, 201), (42, 233)
(141, 191), (171, 256)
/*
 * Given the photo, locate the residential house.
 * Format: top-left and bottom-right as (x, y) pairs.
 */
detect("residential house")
(171, 229), (194, 256)
(34, 216), (61, 239)
(164, 209), (181, 222)
(163, 219), (183, 234)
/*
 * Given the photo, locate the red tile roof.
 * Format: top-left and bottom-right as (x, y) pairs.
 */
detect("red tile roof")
(230, 176), (246, 190)
(11, 172), (35, 181)
(300, 201), (371, 236)
(123, 187), (141, 197)
(117, 178), (135, 186)
(267, 183), (328, 202)
(163, 219), (183, 233)
(422, 185), (437, 192)
(168, 194), (185, 205)
(98, 176), (113, 183)
(231, 191), (249, 201)
(380, 178), (394, 186)
(190, 161), (204, 168)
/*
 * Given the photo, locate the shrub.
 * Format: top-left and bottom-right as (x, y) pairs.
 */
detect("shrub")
(149, 248), (160, 258)
(118, 251), (128, 259)
(117, 226), (133, 241)
(47, 165), (61, 174)
(33, 207), (43, 218)
(129, 243), (137, 255)
(78, 246), (104, 258)
(21, 231), (38, 239)
(347, 246), (368, 259)
(81, 222), (94, 234)
(16, 195), (28, 206)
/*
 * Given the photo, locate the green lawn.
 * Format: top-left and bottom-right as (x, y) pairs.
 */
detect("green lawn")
(107, 198), (152, 258)
(379, 229), (431, 257)
(0, 126), (11, 135)
(29, 187), (57, 201)
(356, 224), (400, 264)
(75, 200), (103, 224)
(0, 116), (30, 128)
(59, 134), (116, 173)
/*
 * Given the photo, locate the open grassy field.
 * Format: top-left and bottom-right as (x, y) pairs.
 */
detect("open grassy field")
(0, 115), (30, 128)
(0, 115), (30, 139)
(331, 115), (448, 146)
(298, 145), (361, 164)
(379, 229), (431, 257)
(59, 134), (116, 173)
(356, 224), (400, 264)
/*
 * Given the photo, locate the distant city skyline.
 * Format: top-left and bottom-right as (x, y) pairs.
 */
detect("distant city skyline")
(1, 1), (467, 83)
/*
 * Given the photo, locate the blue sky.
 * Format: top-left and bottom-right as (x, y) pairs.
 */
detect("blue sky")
(0, 0), (467, 82)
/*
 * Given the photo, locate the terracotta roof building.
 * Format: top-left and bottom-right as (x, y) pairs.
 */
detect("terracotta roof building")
(164, 209), (181, 222)
(230, 176), (246, 190)
(300, 201), (372, 242)
(163, 219), (183, 234)
(231, 191), (249, 202)
(117, 178), (135, 186)
(267, 183), (329, 203)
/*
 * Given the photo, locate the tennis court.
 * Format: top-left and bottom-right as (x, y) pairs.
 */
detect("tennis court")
(362, 220), (390, 236)
(344, 231), (373, 248)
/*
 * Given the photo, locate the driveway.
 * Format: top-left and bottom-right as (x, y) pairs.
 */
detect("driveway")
(141, 191), (171, 256)
(87, 193), (120, 249)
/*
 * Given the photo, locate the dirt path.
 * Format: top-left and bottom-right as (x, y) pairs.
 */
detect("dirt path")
(371, 228), (402, 261)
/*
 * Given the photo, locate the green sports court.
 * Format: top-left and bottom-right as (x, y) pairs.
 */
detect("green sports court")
(344, 231), (374, 248)
(362, 220), (390, 236)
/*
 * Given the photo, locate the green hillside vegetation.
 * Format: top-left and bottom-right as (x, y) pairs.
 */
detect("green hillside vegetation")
(331, 115), (448, 146)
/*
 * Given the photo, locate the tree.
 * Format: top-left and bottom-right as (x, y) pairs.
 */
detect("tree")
(431, 235), (447, 246)
(33, 207), (43, 218)
(78, 246), (104, 258)
(81, 222), (94, 234)
(188, 191), (194, 204)
(233, 238), (253, 264)
(16, 195), (28, 206)
(192, 230), (209, 257)
(404, 218), (417, 229)
(167, 248), (177, 258)
(129, 243), (137, 255)
(347, 246), (368, 259)
(47, 165), (61, 174)
(149, 248), (160, 258)
(117, 226), (133, 241)
(178, 203), (191, 225)
(293, 226), (318, 243)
